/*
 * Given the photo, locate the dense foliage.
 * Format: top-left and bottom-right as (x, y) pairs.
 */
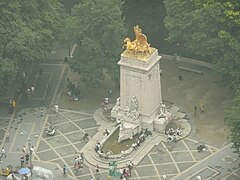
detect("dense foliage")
(123, 0), (167, 51)
(164, 0), (240, 91)
(63, 0), (126, 88)
(0, 0), (64, 95)
(164, 0), (240, 154)
(225, 92), (240, 155)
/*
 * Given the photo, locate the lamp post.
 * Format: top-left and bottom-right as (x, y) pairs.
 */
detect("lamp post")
(28, 139), (33, 176)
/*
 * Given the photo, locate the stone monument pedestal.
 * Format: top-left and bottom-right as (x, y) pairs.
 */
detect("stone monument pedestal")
(111, 48), (164, 142)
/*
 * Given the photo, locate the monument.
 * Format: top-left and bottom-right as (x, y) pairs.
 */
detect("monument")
(111, 25), (172, 142)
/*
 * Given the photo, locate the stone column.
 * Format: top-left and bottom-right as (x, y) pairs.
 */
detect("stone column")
(117, 48), (162, 131)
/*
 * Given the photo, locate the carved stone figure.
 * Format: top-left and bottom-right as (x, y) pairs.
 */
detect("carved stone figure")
(130, 96), (138, 111)
(124, 106), (130, 117)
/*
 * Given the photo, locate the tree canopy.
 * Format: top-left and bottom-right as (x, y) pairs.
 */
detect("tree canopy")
(164, 0), (240, 91)
(0, 0), (64, 95)
(63, 0), (126, 88)
(164, 0), (240, 154)
(225, 92), (240, 154)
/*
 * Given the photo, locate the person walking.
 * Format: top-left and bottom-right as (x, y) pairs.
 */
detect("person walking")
(12, 100), (16, 108)
(1, 147), (6, 158)
(55, 104), (59, 113)
(194, 105), (197, 116)
(80, 152), (84, 163)
(63, 164), (67, 176)
(178, 75), (183, 81)
(20, 156), (25, 167)
(200, 101), (205, 112)
(30, 145), (35, 157)
(107, 88), (112, 98)
(173, 53), (177, 62)
(6, 131), (10, 142)
(78, 162), (83, 174)
(96, 164), (99, 173)
(30, 86), (34, 94)
(25, 153), (30, 164)
(22, 146), (26, 154)
(40, 108), (44, 118)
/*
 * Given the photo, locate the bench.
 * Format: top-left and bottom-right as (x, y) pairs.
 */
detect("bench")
(178, 66), (203, 74)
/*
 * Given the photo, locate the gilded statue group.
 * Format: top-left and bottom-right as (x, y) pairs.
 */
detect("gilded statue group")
(123, 25), (151, 55)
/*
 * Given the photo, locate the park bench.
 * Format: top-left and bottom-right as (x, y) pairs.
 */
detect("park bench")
(178, 66), (203, 74)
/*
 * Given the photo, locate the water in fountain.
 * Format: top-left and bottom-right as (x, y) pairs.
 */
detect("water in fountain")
(102, 128), (140, 155)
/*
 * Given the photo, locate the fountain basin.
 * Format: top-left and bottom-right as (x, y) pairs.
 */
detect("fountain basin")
(96, 126), (143, 160)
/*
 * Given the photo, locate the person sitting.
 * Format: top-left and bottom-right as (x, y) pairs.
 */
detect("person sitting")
(139, 134), (145, 143)
(136, 139), (141, 147)
(98, 149), (103, 156)
(47, 123), (54, 132)
(176, 128), (183, 136)
(167, 134), (173, 142)
(49, 123), (53, 130)
(104, 129), (110, 136)
(115, 119), (121, 126)
(144, 128), (152, 136)
(197, 144), (206, 152)
(169, 128), (175, 135)
(132, 143), (137, 150)
(95, 141), (101, 152)
(173, 134), (177, 142)
(83, 133), (89, 141)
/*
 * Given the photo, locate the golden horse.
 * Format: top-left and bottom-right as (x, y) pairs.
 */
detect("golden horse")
(123, 25), (151, 55)
(123, 37), (137, 53)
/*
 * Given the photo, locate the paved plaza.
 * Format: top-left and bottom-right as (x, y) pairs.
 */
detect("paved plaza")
(0, 52), (239, 180)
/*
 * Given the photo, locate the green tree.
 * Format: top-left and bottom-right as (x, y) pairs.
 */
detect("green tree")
(164, 0), (240, 154)
(63, 0), (126, 88)
(225, 92), (240, 155)
(123, 0), (166, 48)
(0, 0), (64, 95)
(164, 0), (240, 90)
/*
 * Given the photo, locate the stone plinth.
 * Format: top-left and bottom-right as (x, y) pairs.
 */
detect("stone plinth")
(111, 48), (163, 142)
(118, 48), (162, 120)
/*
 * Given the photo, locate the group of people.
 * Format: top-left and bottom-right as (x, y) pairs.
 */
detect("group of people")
(95, 141), (108, 158)
(132, 129), (152, 150)
(19, 69), (42, 98)
(95, 141), (102, 153)
(26, 86), (35, 95)
(197, 144), (206, 152)
(73, 152), (84, 174)
(82, 133), (89, 142)
(20, 145), (35, 168)
(132, 136), (145, 150)
(66, 79), (81, 101)
(119, 161), (134, 180)
(165, 127), (183, 142)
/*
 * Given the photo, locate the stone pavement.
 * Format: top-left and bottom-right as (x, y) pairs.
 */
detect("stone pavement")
(0, 62), (68, 179)
(0, 52), (239, 180)
(29, 106), (240, 180)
